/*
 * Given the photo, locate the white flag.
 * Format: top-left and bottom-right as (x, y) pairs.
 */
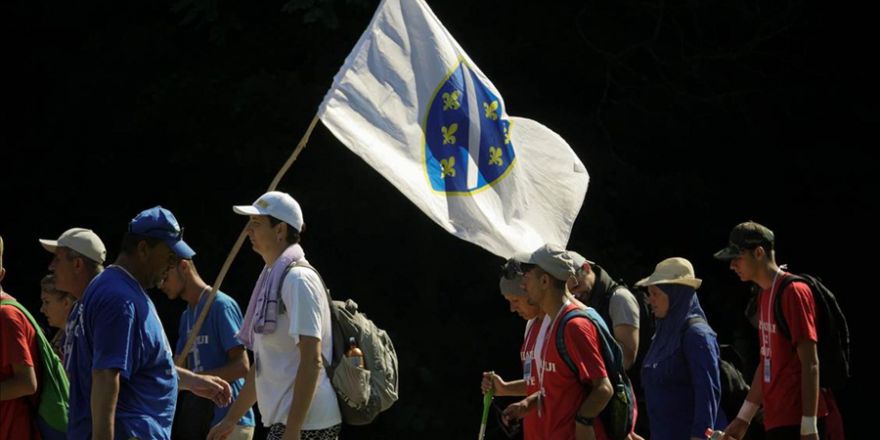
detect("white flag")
(318, 0), (589, 257)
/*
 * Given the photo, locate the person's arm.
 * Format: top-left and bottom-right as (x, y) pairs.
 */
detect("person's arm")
(177, 366), (232, 406)
(92, 368), (121, 440)
(281, 335), (323, 440)
(721, 367), (763, 440)
(613, 324), (639, 370)
(610, 290), (640, 370)
(0, 363), (37, 400)
(566, 318), (613, 440)
(797, 340), (820, 439)
(501, 391), (541, 425)
(682, 327), (723, 440)
(0, 307), (39, 400)
(204, 300), (252, 383)
(202, 346), (250, 382)
(784, 281), (821, 439)
(481, 372), (526, 396)
(575, 376), (613, 440)
(207, 366), (258, 440)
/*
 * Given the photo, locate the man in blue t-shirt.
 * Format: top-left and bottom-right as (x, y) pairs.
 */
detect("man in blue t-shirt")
(65, 206), (232, 440)
(162, 256), (255, 439)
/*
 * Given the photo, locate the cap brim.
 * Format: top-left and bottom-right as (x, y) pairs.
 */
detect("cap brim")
(168, 239), (196, 259)
(713, 246), (739, 260)
(568, 251), (594, 268)
(233, 205), (263, 216)
(39, 239), (59, 254)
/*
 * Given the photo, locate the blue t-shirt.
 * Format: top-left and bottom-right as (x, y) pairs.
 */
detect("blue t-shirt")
(65, 266), (178, 440)
(175, 291), (255, 427)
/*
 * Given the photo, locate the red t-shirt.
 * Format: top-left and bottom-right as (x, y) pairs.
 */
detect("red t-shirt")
(521, 318), (543, 440)
(758, 275), (828, 429)
(1, 293), (41, 440)
(538, 303), (609, 440)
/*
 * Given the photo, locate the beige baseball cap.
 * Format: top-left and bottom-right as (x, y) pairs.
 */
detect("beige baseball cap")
(513, 244), (577, 282)
(39, 228), (107, 264)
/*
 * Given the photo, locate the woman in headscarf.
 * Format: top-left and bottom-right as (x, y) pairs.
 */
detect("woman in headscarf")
(636, 257), (726, 440)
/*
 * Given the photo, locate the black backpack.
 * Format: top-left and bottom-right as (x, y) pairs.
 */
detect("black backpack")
(685, 317), (751, 421)
(586, 272), (654, 373)
(556, 307), (635, 440)
(774, 273), (850, 390)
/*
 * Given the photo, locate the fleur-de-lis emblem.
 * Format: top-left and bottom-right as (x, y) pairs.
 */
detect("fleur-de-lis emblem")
(440, 156), (456, 178)
(503, 124), (511, 145)
(483, 100), (499, 121)
(442, 123), (458, 145)
(442, 90), (462, 111)
(488, 146), (504, 166)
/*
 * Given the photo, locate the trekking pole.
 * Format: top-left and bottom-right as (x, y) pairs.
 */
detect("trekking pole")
(478, 387), (494, 440)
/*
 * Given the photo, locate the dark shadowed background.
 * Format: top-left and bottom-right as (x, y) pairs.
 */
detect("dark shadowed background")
(1, 0), (872, 437)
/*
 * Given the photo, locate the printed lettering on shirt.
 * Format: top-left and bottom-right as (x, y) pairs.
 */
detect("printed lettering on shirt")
(63, 303), (85, 371)
(759, 320), (777, 334)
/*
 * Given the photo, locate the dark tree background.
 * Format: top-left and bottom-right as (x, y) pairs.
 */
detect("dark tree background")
(1, 0), (871, 437)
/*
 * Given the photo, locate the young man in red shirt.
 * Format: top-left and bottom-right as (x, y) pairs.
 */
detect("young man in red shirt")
(0, 235), (41, 439)
(714, 221), (827, 440)
(505, 244), (614, 440)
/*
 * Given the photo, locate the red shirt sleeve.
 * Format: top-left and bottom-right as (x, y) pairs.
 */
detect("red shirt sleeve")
(782, 281), (819, 345)
(0, 306), (37, 367)
(564, 317), (608, 383)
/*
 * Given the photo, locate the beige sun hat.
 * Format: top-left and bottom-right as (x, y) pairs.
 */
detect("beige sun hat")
(635, 257), (702, 289)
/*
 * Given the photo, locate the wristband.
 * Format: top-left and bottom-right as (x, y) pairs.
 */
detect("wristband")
(736, 401), (759, 423)
(575, 415), (594, 426)
(800, 416), (818, 435)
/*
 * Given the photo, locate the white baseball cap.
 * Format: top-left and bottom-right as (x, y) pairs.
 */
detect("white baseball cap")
(39, 228), (107, 264)
(233, 191), (304, 231)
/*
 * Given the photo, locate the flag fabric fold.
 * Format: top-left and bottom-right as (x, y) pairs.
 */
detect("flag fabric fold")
(318, 0), (588, 257)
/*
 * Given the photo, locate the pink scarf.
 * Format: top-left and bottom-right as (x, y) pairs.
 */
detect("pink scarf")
(236, 244), (304, 349)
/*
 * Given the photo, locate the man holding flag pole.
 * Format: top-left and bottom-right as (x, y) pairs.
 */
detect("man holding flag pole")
(189, 1), (591, 438)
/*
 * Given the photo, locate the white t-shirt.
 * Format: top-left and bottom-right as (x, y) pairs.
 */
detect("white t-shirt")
(253, 265), (342, 429)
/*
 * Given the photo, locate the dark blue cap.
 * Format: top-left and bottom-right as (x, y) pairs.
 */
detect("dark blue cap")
(128, 206), (195, 259)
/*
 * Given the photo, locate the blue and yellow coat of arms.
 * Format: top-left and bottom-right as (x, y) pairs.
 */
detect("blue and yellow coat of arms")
(423, 61), (516, 195)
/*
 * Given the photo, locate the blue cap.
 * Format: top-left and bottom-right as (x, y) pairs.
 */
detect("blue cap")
(128, 206), (195, 259)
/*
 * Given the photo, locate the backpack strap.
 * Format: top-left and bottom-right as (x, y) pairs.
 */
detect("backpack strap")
(555, 307), (623, 386)
(276, 261), (338, 378)
(773, 273), (809, 341)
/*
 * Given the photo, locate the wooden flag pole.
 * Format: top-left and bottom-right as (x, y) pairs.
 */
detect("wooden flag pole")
(175, 114), (321, 367)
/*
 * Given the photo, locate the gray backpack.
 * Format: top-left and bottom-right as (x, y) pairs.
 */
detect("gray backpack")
(284, 261), (400, 425)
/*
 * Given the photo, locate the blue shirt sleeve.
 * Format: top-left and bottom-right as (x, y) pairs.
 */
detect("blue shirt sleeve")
(215, 297), (245, 352)
(91, 292), (137, 379)
(683, 324), (722, 438)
